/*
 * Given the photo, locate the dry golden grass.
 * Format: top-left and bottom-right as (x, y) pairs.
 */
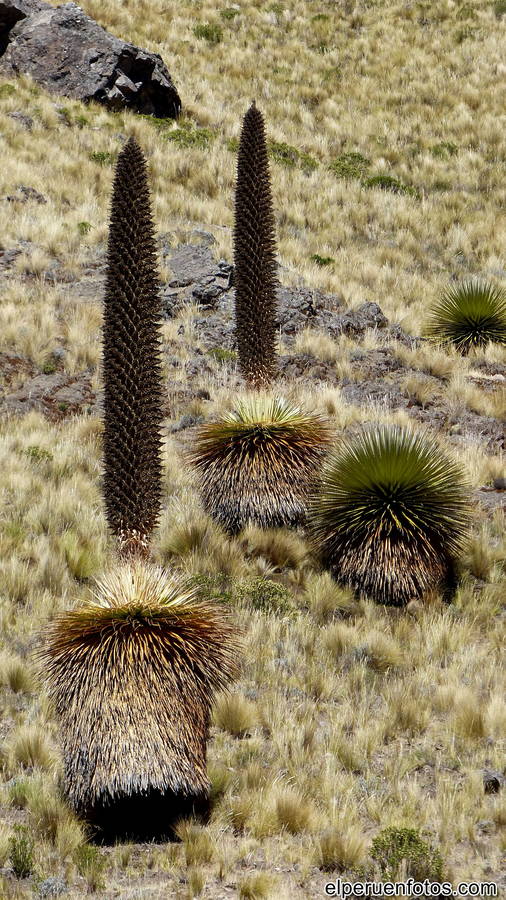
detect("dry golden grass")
(0, 0), (505, 896)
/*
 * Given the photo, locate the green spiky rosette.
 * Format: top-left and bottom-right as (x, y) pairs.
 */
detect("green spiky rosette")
(425, 280), (506, 353)
(38, 563), (240, 838)
(309, 425), (471, 606)
(188, 396), (333, 534)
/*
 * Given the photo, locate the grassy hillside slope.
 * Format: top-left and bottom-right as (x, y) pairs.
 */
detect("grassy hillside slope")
(0, 0), (504, 896)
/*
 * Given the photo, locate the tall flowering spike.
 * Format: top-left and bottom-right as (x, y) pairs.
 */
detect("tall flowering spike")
(234, 102), (278, 389)
(102, 136), (164, 559)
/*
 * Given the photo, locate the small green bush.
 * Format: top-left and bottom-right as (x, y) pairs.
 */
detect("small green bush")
(363, 174), (419, 197)
(430, 141), (458, 158)
(0, 84), (16, 98)
(74, 845), (106, 893)
(267, 140), (318, 172)
(23, 445), (53, 462)
(166, 122), (215, 149)
(233, 577), (297, 617)
(220, 7), (240, 19)
(193, 23), (223, 43)
(77, 221), (92, 235)
(329, 152), (370, 180)
(9, 825), (34, 879)
(188, 573), (233, 603)
(371, 827), (444, 881)
(494, 0), (506, 17)
(89, 150), (115, 166)
(310, 254), (335, 267)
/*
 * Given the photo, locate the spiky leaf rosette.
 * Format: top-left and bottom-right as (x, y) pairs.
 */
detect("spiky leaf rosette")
(38, 563), (240, 825)
(102, 136), (164, 558)
(234, 102), (278, 388)
(309, 425), (471, 606)
(425, 280), (506, 353)
(188, 396), (333, 534)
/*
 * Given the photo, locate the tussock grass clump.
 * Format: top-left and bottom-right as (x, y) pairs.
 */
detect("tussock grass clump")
(314, 825), (367, 871)
(212, 692), (257, 738)
(310, 425), (471, 606)
(425, 280), (506, 353)
(38, 562), (240, 842)
(234, 103), (278, 389)
(102, 137), (163, 560)
(189, 396), (332, 534)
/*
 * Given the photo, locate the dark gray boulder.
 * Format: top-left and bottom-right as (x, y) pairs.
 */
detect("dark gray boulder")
(0, 0), (181, 117)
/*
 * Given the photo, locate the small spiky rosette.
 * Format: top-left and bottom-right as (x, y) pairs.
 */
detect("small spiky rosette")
(425, 280), (506, 353)
(38, 563), (240, 842)
(102, 136), (164, 558)
(234, 102), (278, 389)
(309, 425), (471, 606)
(188, 396), (333, 534)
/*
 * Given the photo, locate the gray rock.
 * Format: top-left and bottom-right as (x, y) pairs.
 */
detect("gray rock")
(0, 0), (45, 51)
(4, 183), (46, 203)
(0, 372), (94, 419)
(167, 244), (217, 288)
(7, 109), (33, 128)
(0, 0), (181, 118)
(483, 770), (504, 794)
(169, 414), (205, 433)
(38, 877), (68, 898)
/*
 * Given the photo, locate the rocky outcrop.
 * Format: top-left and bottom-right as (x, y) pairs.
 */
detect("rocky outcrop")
(0, 0), (181, 117)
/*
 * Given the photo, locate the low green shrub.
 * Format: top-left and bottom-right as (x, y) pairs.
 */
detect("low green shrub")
(233, 577), (297, 617)
(89, 150), (115, 166)
(193, 23), (223, 43)
(9, 825), (34, 879)
(371, 827), (444, 881)
(220, 7), (240, 19)
(430, 141), (458, 158)
(363, 174), (419, 197)
(267, 139), (318, 172)
(166, 122), (215, 149)
(329, 152), (370, 180)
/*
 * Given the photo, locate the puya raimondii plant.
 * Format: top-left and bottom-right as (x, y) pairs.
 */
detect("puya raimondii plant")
(309, 424), (471, 606)
(102, 136), (164, 560)
(189, 104), (333, 533)
(425, 279), (506, 353)
(39, 138), (240, 844)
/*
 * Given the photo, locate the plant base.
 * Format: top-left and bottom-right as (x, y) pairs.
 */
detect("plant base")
(83, 788), (210, 844)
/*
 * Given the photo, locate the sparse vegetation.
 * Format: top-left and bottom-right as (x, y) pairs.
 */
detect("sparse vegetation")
(0, 0), (504, 893)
